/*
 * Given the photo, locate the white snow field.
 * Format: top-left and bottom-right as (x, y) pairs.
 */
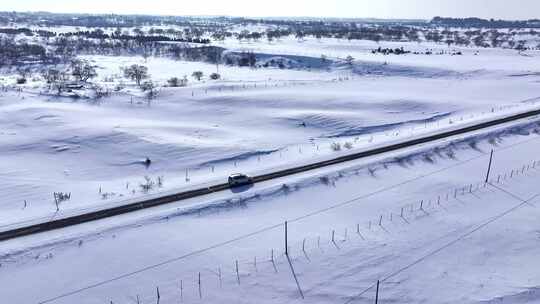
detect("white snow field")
(1, 36), (540, 304)
(2, 115), (540, 304)
(1, 38), (540, 227)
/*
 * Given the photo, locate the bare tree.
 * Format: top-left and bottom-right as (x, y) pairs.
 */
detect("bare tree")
(71, 59), (97, 83)
(122, 64), (149, 86)
(192, 71), (204, 81)
(141, 80), (158, 100)
(41, 68), (68, 94)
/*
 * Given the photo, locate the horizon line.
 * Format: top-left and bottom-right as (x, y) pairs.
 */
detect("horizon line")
(2, 10), (539, 23)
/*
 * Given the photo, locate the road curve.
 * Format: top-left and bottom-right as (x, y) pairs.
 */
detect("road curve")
(2, 107), (540, 242)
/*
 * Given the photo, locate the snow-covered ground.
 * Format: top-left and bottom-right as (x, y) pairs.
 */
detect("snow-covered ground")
(1, 39), (539, 225)
(1, 35), (540, 303)
(2, 113), (540, 304)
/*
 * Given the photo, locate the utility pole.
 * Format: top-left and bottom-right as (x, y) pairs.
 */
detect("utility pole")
(485, 149), (494, 183)
(375, 280), (380, 304)
(285, 221), (288, 255)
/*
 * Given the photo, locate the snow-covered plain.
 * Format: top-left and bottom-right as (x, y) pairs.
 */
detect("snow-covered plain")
(1, 36), (540, 303)
(3, 115), (540, 304)
(1, 38), (539, 226)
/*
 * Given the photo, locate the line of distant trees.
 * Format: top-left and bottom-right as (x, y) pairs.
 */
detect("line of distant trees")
(59, 30), (211, 44)
(4, 23), (539, 50)
(431, 17), (540, 29)
(2, 11), (540, 71)
(0, 38), (223, 73)
(0, 37), (59, 66)
(0, 27), (211, 44)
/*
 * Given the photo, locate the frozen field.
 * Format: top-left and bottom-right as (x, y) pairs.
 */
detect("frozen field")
(1, 35), (540, 304)
(1, 39), (539, 226)
(2, 111), (540, 303)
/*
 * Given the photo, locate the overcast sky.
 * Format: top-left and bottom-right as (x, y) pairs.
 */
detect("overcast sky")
(4, 0), (540, 20)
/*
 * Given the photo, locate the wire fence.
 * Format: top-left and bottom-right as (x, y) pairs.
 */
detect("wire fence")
(3, 96), (540, 234)
(35, 153), (540, 304)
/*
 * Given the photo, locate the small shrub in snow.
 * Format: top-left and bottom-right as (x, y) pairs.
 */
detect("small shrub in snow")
(101, 192), (116, 200)
(331, 142), (342, 151)
(92, 84), (109, 99)
(140, 80), (154, 92)
(321, 54), (328, 64)
(141, 81), (158, 100)
(281, 183), (291, 193)
(114, 83), (125, 91)
(167, 76), (188, 87)
(54, 192), (71, 203)
(192, 71), (204, 81)
(139, 176), (155, 193)
(320, 176), (330, 185)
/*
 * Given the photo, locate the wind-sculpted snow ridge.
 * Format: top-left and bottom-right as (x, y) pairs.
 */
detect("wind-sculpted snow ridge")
(228, 52), (335, 70)
(323, 112), (453, 138)
(9, 144), (540, 304)
(4, 117), (538, 266)
(115, 119), (540, 223)
(198, 149), (280, 167)
(224, 51), (465, 79)
(478, 287), (540, 304)
(350, 60), (463, 78)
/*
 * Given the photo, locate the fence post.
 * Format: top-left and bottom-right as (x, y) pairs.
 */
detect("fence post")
(285, 221), (288, 255)
(198, 272), (202, 299)
(235, 260), (240, 285)
(375, 280), (380, 304)
(180, 280), (183, 302)
(271, 249), (278, 273)
(285, 252), (305, 299)
(356, 223), (365, 240)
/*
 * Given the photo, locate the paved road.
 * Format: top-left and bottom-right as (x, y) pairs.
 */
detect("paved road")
(2, 107), (540, 242)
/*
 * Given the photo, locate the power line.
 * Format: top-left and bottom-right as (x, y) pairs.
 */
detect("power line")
(342, 190), (540, 304)
(37, 133), (540, 304)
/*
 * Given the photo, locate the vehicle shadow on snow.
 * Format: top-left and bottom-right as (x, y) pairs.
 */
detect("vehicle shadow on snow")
(229, 184), (254, 193)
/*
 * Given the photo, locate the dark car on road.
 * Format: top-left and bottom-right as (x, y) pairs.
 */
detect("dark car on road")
(228, 173), (253, 187)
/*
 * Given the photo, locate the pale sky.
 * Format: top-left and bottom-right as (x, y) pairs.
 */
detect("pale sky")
(3, 0), (540, 20)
